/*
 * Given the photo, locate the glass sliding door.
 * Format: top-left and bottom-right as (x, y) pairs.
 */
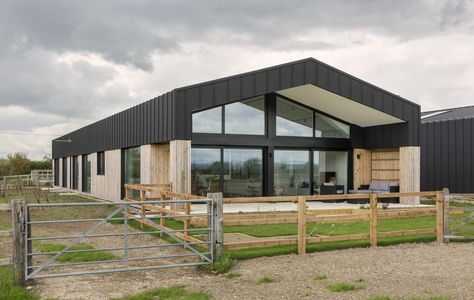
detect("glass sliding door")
(191, 148), (221, 197)
(82, 154), (91, 193)
(223, 148), (263, 197)
(313, 151), (348, 194)
(274, 150), (310, 195)
(124, 147), (141, 198)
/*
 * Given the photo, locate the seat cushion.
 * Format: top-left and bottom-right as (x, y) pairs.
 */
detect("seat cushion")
(369, 182), (390, 191)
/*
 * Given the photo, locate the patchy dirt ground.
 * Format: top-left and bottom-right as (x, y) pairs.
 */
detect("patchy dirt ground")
(30, 242), (474, 300)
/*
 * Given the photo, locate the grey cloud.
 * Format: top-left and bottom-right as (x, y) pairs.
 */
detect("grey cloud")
(1, 1), (473, 70)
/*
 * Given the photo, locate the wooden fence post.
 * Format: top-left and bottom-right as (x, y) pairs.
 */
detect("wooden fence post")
(207, 192), (224, 260)
(11, 200), (29, 287)
(140, 190), (145, 230)
(370, 194), (378, 248)
(442, 188), (449, 243)
(297, 196), (306, 255)
(184, 194), (190, 236)
(436, 190), (444, 243)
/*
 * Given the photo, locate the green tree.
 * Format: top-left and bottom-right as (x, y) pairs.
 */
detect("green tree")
(0, 153), (52, 176)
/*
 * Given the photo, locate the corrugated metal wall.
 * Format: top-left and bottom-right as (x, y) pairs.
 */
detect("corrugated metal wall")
(421, 118), (474, 193)
(53, 58), (420, 158)
(52, 91), (176, 158)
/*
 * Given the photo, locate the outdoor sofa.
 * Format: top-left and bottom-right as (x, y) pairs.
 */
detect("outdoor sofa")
(348, 181), (400, 204)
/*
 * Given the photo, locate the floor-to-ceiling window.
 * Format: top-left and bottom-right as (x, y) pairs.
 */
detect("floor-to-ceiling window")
(223, 148), (263, 197)
(313, 151), (348, 194)
(191, 148), (221, 197)
(124, 147), (141, 198)
(72, 156), (79, 190)
(273, 150), (310, 196)
(191, 147), (263, 197)
(82, 154), (91, 193)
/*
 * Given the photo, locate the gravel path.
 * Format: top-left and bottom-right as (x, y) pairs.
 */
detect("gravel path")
(31, 242), (474, 300)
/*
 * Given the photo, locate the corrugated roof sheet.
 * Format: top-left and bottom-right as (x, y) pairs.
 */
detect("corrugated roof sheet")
(421, 105), (474, 123)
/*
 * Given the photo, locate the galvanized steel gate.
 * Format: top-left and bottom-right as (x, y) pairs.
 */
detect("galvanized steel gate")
(22, 198), (215, 280)
(443, 194), (474, 241)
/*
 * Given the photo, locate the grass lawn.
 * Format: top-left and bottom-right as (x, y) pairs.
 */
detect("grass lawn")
(35, 242), (120, 263)
(224, 216), (436, 238)
(0, 266), (38, 300)
(111, 284), (210, 300)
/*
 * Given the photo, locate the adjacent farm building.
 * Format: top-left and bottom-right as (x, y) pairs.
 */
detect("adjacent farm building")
(421, 106), (474, 193)
(52, 58), (423, 203)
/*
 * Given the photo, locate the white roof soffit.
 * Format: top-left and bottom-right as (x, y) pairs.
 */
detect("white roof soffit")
(276, 84), (405, 128)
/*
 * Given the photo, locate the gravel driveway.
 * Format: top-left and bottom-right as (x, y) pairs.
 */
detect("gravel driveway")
(31, 242), (474, 300)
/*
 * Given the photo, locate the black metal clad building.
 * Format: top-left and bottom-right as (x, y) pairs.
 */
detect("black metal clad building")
(52, 58), (421, 159)
(421, 106), (474, 193)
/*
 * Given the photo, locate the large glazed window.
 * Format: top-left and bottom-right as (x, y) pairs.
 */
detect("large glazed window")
(192, 107), (222, 134)
(274, 150), (310, 195)
(276, 97), (313, 137)
(82, 154), (91, 193)
(72, 156), (79, 190)
(223, 148), (263, 197)
(225, 97), (265, 135)
(313, 151), (348, 194)
(315, 112), (350, 138)
(191, 148), (221, 196)
(124, 147), (141, 198)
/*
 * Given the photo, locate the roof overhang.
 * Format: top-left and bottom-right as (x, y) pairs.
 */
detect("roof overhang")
(276, 84), (405, 127)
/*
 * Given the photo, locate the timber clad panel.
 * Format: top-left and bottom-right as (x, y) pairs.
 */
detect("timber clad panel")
(353, 149), (372, 189)
(371, 149), (400, 182)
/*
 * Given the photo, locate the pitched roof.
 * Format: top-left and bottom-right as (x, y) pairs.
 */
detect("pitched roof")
(421, 105), (474, 123)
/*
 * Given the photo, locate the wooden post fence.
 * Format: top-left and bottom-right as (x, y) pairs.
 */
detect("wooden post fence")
(11, 200), (30, 287)
(297, 196), (307, 255)
(184, 194), (190, 236)
(207, 192), (224, 259)
(436, 190), (444, 243)
(370, 194), (378, 248)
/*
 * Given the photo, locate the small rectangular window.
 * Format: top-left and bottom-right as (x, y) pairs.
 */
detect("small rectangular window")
(97, 152), (105, 175)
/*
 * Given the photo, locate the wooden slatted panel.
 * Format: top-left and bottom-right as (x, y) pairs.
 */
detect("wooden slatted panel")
(371, 149), (400, 182)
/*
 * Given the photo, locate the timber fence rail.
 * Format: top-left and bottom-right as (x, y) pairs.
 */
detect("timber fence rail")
(124, 183), (209, 240)
(121, 186), (448, 255)
(221, 191), (445, 254)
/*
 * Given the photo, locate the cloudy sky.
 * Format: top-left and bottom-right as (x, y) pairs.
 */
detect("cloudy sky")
(0, 0), (473, 159)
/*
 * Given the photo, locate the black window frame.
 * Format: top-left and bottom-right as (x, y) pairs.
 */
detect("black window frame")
(97, 151), (105, 175)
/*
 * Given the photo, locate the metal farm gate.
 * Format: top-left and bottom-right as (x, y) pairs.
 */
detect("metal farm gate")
(11, 197), (219, 283)
(443, 194), (474, 241)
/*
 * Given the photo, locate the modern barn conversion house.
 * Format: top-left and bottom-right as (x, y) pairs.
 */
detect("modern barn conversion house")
(52, 58), (421, 204)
